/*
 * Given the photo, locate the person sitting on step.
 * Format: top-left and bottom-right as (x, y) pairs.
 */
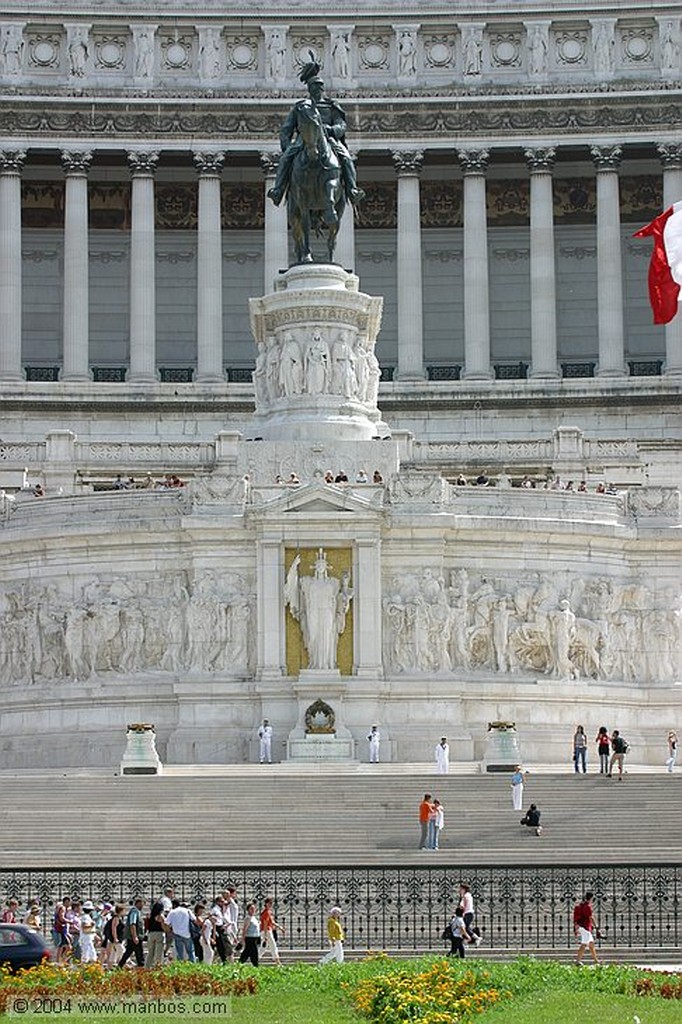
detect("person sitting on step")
(520, 803), (543, 835)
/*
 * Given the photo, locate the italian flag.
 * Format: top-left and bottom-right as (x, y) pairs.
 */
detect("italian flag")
(633, 201), (682, 324)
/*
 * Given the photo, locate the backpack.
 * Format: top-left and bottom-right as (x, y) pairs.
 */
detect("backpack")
(440, 923), (453, 941)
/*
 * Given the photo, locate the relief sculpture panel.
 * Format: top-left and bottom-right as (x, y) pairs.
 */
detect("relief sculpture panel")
(382, 569), (680, 685)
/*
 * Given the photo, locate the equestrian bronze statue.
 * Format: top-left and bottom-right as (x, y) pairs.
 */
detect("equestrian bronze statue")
(267, 54), (365, 265)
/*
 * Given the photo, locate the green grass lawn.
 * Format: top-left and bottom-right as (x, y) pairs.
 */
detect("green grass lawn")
(476, 989), (678, 1024)
(1, 957), (679, 1024)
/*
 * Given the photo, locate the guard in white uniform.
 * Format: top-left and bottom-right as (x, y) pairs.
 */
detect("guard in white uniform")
(258, 719), (273, 763)
(435, 737), (450, 774)
(367, 725), (381, 762)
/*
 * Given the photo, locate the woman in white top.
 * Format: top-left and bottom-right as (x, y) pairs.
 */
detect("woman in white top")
(200, 912), (215, 965)
(666, 730), (678, 773)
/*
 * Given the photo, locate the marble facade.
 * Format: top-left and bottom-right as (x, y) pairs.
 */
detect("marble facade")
(0, 1), (680, 769)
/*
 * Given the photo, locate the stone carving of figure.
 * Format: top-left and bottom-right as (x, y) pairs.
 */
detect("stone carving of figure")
(305, 330), (330, 394)
(228, 600), (251, 671)
(550, 599), (576, 678)
(365, 347), (381, 406)
(447, 569), (470, 670)
(2, 24), (24, 76)
(279, 334), (304, 396)
(661, 21), (679, 71)
(266, 341), (281, 402)
(354, 341), (370, 403)
(492, 596), (511, 673)
(199, 27), (222, 80)
(331, 30), (351, 79)
(331, 331), (356, 397)
(284, 549), (351, 671)
(528, 24), (548, 75)
(68, 27), (88, 78)
(253, 342), (268, 406)
(135, 29), (155, 79)
(266, 29), (286, 82)
(398, 30), (417, 77)
(593, 22), (614, 73)
(463, 27), (482, 76)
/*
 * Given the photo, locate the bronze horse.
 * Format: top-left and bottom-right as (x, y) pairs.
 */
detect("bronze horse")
(286, 102), (346, 264)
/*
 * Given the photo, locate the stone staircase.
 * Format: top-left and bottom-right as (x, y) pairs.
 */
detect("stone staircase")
(1, 764), (680, 868)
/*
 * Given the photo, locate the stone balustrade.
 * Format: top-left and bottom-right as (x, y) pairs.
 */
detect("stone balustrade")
(0, 9), (678, 93)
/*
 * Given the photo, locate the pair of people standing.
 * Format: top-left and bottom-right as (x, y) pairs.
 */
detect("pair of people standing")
(418, 793), (444, 850)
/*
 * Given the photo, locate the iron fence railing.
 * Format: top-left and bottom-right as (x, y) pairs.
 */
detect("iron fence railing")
(1, 864), (679, 951)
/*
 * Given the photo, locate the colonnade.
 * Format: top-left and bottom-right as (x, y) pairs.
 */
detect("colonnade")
(0, 142), (681, 383)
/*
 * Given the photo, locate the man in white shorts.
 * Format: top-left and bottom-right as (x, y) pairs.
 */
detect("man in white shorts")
(573, 891), (599, 964)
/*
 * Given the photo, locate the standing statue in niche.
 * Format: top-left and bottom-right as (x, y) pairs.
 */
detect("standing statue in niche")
(305, 330), (330, 394)
(266, 53), (364, 264)
(284, 549), (352, 671)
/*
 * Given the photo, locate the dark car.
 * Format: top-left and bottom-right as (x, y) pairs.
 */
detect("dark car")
(0, 923), (53, 972)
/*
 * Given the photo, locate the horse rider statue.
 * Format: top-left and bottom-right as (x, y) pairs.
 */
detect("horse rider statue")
(267, 54), (365, 210)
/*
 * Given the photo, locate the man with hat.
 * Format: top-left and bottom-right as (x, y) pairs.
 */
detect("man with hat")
(267, 54), (365, 209)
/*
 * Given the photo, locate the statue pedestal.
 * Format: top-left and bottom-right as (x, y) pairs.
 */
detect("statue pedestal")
(287, 733), (355, 761)
(482, 726), (522, 773)
(248, 264), (390, 442)
(286, 676), (356, 761)
(120, 724), (163, 775)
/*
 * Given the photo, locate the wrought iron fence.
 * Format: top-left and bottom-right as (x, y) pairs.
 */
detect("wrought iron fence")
(1, 864), (678, 951)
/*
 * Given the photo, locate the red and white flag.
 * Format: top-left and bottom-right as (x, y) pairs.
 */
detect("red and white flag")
(633, 201), (682, 324)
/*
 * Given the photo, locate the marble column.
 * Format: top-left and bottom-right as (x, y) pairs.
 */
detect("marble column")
(658, 142), (682, 377)
(0, 150), (26, 381)
(61, 150), (92, 381)
(257, 537), (284, 680)
(335, 152), (357, 270)
(354, 537), (383, 678)
(591, 146), (626, 377)
(392, 150), (425, 380)
(260, 152), (289, 291)
(525, 147), (559, 379)
(127, 151), (159, 382)
(193, 150), (225, 382)
(458, 149), (493, 380)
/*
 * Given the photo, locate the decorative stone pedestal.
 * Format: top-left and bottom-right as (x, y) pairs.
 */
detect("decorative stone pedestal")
(482, 722), (522, 773)
(120, 723), (163, 775)
(287, 733), (355, 761)
(286, 682), (356, 761)
(248, 264), (390, 442)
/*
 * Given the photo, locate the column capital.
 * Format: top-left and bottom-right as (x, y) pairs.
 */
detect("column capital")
(457, 148), (489, 175)
(657, 142), (682, 170)
(61, 150), (92, 176)
(259, 151), (280, 176)
(0, 150), (26, 174)
(127, 150), (159, 176)
(525, 146), (556, 173)
(590, 145), (622, 171)
(193, 151), (225, 176)
(392, 150), (424, 176)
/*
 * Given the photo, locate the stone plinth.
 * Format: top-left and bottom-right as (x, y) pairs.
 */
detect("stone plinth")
(248, 264), (389, 442)
(287, 733), (356, 760)
(120, 724), (163, 775)
(483, 725), (522, 773)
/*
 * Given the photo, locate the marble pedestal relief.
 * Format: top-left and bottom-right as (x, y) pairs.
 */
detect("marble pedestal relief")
(248, 264), (390, 442)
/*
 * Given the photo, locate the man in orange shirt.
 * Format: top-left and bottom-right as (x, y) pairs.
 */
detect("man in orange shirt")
(419, 793), (433, 850)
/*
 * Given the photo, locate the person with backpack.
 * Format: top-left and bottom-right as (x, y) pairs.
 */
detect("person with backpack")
(118, 898), (146, 967)
(609, 730), (629, 780)
(445, 905), (473, 958)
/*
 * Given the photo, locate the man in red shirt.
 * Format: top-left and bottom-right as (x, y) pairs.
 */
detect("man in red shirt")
(573, 891), (599, 965)
(419, 794), (433, 850)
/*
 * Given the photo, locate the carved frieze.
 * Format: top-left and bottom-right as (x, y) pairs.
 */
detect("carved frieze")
(225, 34), (258, 73)
(357, 33), (389, 71)
(93, 33), (127, 72)
(383, 568), (681, 684)
(0, 571), (256, 684)
(422, 32), (456, 71)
